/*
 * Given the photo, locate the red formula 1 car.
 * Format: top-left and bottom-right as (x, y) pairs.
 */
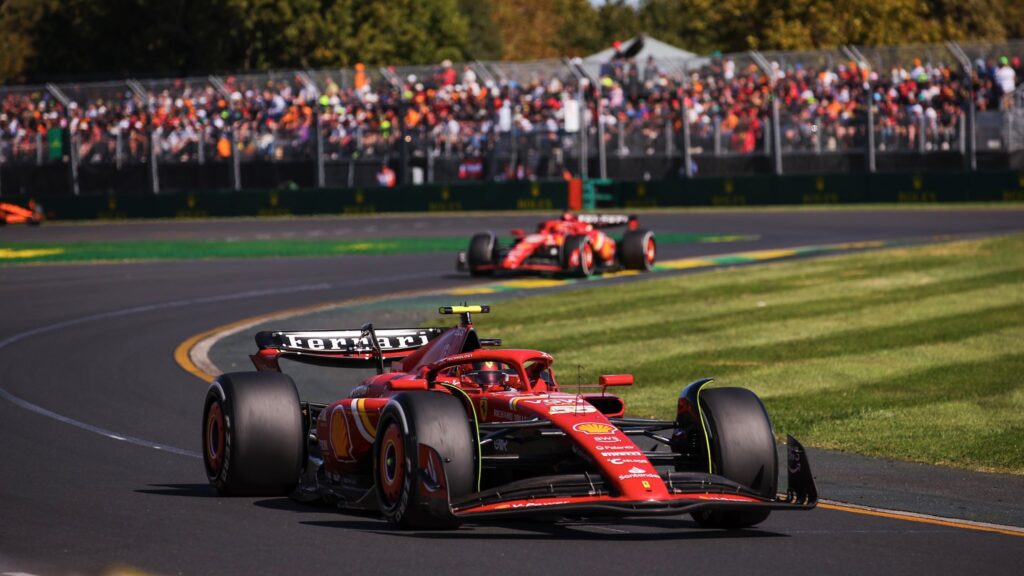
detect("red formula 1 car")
(457, 213), (656, 278)
(202, 306), (816, 529)
(0, 200), (44, 225)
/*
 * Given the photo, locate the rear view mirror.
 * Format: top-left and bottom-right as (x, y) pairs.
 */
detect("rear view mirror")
(510, 228), (525, 238)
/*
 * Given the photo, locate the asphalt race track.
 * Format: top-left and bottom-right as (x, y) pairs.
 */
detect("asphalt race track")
(2, 208), (1023, 575)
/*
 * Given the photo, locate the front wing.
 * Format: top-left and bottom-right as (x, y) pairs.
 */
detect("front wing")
(448, 436), (817, 521)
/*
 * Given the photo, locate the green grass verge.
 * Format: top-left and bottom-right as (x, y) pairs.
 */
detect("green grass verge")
(0, 232), (752, 264)
(473, 234), (1024, 474)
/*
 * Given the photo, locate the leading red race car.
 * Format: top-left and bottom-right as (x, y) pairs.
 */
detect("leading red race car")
(457, 213), (656, 278)
(202, 306), (816, 529)
(0, 200), (44, 226)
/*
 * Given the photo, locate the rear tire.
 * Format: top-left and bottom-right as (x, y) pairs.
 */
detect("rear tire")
(691, 387), (777, 529)
(562, 234), (594, 278)
(202, 372), (304, 496)
(375, 392), (476, 529)
(467, 232), (496, 277)
(620, 229), (656, 271)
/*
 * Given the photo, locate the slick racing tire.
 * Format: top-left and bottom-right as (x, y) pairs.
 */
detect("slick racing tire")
(467, 232), (497, 277)
(619, 229), (656, 271)
(562, 234), (595, 278)
(203, 372), (304, 496)
(375, 392), (476, 529)
(691, 387), (778, 529)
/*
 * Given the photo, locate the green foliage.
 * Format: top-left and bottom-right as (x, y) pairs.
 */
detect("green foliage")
(1, 0), (1021, 82)
(0, 0), (470, 82)
(458, 0), (502, 61)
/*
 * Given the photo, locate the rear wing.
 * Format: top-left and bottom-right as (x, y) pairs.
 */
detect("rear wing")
(251, 326), (445, 373)
(575, 213), (639, 229)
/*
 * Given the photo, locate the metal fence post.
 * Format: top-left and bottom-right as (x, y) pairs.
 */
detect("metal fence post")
(867, 95), (876, 173)
(681, 94), (693, 178)
(713, 116), (722, 156)
(115, 129), (123, 171)
(918, 114), (926, 154)
(665, 117), (673, 158)
(231, 129), (241, 190)
(598, 97), (607, 179)
(316, 111), (325, 187)
(70, 132), (80, 196)
(198, 129), (205, 165)
(771, 96), (783, 175)
(150, 128), (160, 194)
(946, 41), (976, 171)
(36, 133), (44, 166)
(958, 114), (966, 153)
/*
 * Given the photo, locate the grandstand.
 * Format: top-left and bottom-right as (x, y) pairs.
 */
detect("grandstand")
(1, 40), (1022, 197)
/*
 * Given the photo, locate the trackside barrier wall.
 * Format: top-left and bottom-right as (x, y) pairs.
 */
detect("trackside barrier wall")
(31, 173), (1024, 220)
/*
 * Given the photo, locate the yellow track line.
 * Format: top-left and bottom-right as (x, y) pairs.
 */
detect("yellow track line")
(818, 501), (1024, 538)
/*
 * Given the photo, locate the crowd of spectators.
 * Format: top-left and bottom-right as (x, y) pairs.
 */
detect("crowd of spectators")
(2, 44), (1022, 179)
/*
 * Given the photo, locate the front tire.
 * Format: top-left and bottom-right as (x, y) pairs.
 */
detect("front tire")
(691, 387), (778, 529)
(202, 372), (304, 496)
(620, 229), (656, 270)
(375, 392), (476, 529)
(562, 234), (595, 278)
(467, 232), (496, 277)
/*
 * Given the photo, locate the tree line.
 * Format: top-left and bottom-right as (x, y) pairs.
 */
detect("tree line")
(2, 0), (1022, 84)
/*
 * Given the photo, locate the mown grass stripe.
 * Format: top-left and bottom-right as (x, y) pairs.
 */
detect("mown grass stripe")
(475, 234), (1024, 474)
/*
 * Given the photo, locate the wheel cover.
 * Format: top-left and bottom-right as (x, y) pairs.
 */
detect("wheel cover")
(644, 237), (656, 266)
(582, 243), (594, 273)
(205, 403), (225, 473)
(379, 423), (405, 505)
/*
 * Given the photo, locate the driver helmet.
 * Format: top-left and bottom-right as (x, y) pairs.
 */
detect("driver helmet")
(459, 361), (504, 387)
(561, 212), (577, 222)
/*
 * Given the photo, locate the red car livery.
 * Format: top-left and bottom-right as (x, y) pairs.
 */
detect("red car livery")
(0, 201), (44, 225)
(458, 213), (656, 277)
(202, 306), (817, 529)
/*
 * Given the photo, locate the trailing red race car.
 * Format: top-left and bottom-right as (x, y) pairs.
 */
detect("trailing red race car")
(0, 200), (44, 226)
(457, 213), (656, 278)
(202, 305), (816, 529)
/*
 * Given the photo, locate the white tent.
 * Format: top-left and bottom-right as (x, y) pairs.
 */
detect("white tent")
(584, 34), (699, 64)
(579, 34), (705, 80)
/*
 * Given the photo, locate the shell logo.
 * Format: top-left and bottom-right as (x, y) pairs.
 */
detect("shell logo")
(573, 422), (617, 435)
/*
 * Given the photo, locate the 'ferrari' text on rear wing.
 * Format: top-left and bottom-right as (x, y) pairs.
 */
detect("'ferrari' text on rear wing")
(256, 328), (443, 354)
(251, 327), (445, 372)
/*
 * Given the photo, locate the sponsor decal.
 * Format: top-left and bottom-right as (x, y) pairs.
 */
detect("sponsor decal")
(608, 458), (648, 465)
(642, 481), (652, 490)
(627, 467), (646, 474)
(597, 450), (643, 457)
(494, 500), (571, 510)
(573, 422), (617, 435)
(577, 213), (631, 226)
(594, 436), (620, 443)
(493, 439), (510, 452)
(277, 329), (439, 353)
(493, 409), (529, 422)
(478, 397), (488, 418)
(617, 472), (661, 481)
(548, 405), (597, 415)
